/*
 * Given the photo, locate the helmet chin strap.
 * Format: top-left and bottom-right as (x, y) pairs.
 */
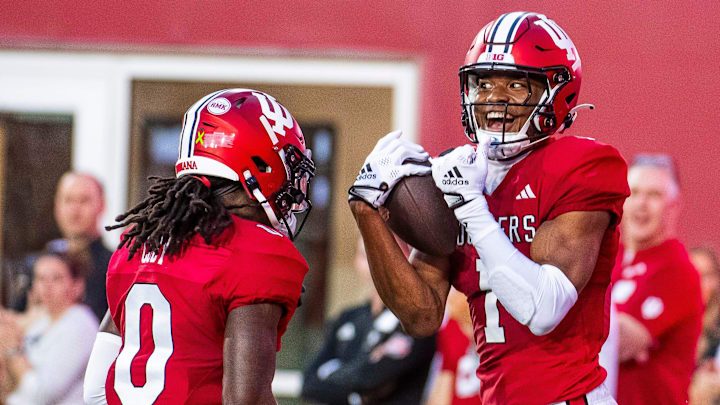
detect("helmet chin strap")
(476, 104), (537, 160)
(474, 85), (560, 160)
(243, 170), (295, 239)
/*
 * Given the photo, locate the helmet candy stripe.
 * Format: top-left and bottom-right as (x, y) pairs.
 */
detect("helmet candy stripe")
(487, 13), (510, 52)
(488, 11), (525, 52)
(503, 12), (531, 53)
(180, 90), (225, 159)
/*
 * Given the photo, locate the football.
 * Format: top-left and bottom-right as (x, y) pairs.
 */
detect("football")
(384, 175), (459, 256)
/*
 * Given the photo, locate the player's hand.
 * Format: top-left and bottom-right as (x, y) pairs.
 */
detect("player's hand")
(430, 139), (489, 209)
(348, 130), (430, 208)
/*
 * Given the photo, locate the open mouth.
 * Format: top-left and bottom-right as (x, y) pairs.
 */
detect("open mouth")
(485, 111), (515, 132)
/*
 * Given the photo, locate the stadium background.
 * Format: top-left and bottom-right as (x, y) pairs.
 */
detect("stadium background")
(0, 0), (718, 402)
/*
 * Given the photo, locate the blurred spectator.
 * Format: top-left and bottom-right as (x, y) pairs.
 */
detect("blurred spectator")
(12, 172), (112, 321)
(1, 251), (98, 405)
(694, 247), (720, 362)
(301, 238), (436, 405)
(689, 246), (720, 405)
(423, 288), (481, 405)
(611, 154), (703, 405)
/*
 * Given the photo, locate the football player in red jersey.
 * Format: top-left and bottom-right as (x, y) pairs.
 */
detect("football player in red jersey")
(349, 12), (630, 405)
(82, 89), (315, 405)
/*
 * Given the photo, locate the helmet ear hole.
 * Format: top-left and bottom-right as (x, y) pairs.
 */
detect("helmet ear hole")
(251, 156), (272, 173)
(565, 93), (576, 105)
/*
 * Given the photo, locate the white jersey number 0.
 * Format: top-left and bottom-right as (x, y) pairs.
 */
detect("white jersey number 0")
(114, 284), (174, 405)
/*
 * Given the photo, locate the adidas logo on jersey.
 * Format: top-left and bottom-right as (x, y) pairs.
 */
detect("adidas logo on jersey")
(442, 167), (470, 185)
(515, 184), (537, 200)
(356, 163), (376, 180)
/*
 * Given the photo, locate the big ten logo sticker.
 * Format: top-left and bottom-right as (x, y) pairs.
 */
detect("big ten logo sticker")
(480, 53), (506, 62)
(252, 92), (295, 146)
(534, 15), (580, 72)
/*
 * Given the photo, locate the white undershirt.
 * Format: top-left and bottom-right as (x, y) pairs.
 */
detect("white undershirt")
(484, 152), (529, 195)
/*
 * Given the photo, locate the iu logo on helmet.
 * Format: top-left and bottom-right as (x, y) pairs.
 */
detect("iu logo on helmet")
(252, 92), (294, 146)
(534, 16), (580, 72)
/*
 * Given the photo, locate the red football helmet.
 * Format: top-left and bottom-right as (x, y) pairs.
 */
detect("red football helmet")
(460, 12), (592, 160)
(175, 88), (315, 239)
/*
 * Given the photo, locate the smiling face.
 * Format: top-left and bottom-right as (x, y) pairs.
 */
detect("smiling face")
(623, 166), (679, 251)
(32, 255), (84, 317)
(468, 71), (547, 134)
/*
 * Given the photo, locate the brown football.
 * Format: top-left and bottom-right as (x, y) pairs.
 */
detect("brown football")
(385, 175), (459, 256)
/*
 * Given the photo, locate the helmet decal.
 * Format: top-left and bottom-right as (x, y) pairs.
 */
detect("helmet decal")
(253, 91), (295, 144)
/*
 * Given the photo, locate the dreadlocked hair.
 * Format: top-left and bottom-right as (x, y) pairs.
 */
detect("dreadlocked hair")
(106, 175), (235, 260)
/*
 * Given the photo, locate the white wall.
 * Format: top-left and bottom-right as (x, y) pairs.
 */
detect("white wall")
(0, 50), (419, 246)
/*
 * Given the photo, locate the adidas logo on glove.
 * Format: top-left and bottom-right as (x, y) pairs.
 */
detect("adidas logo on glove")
(442, 167), (469, 185)
(356, 163), (376, 180)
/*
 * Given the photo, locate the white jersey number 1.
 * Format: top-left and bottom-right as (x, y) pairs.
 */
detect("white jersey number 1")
(477, 259), (506, 343)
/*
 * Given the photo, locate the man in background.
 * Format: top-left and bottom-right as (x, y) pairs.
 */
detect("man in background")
(611, 154), (702, 404)
(49, 172), (111, 321)
(13, 172), (111, 321)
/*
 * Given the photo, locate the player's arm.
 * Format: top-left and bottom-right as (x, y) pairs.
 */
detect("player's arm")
(530, 210), (610, 292)
(223, 303), (282, 405)
(348, 130), (451, 337)
(432, 144), (609, 336)
(84, 310), (121, 405)
(351, 201), (452, 337)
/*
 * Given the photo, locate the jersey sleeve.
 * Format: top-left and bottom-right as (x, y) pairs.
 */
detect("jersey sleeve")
(211, 226), (308, 349)
(615, 264), (699, 339)
(545, 140), (630, 228)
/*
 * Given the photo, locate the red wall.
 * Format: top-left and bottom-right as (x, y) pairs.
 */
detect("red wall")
(1, 0), (718, 250)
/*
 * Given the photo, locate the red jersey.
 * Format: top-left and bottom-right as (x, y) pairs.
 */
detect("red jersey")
(450, 136), (629, 405)
(437, 319), (482, 405)
(611, 239), (702, 405)
(104, 216), (308, 405)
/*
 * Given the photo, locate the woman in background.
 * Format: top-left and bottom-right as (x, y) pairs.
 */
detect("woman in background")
(0, 251), (98, 405)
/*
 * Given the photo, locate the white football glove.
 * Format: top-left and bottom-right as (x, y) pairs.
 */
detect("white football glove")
(432, 139), (498, 242)
(430, 139), (489, 209)
(349, 130), (431, 208)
